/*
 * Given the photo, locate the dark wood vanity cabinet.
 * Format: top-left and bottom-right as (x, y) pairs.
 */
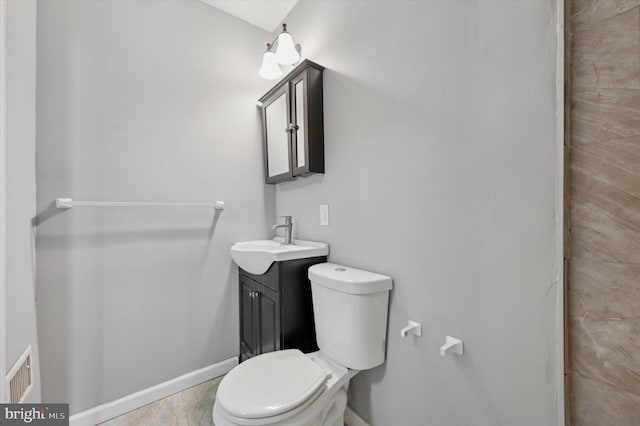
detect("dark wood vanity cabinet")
(259, 60), (324, 184)
(239, 256), (326, 362)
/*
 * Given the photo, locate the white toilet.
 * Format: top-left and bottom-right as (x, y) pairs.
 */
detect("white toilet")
(213, 262), (392, 426)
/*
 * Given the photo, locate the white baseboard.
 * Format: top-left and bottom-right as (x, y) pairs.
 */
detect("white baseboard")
(345, 406), (369, 426)
(70, 356), (238, 426)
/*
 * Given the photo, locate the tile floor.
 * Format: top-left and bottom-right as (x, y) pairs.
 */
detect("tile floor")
(98, 377), (222, 426)
(98, 377), (351, 426)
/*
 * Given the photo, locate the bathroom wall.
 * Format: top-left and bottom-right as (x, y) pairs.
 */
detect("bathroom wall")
(567, 0), (640, 424)
(35, 0), (273, 414)
(5, 0), (41, 403)
(276, 1), (562, 425)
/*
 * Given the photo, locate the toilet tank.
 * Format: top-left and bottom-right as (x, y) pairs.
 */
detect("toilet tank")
(308, 263), (392, 370)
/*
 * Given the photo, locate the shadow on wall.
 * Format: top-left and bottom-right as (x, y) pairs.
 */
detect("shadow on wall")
(32, 201), (62, 227)
(35, 213), (222, 248)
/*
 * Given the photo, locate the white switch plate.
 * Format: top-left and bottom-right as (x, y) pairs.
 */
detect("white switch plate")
(320, 204), (329, 226)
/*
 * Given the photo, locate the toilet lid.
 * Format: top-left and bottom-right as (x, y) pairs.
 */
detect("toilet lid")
(217, 349), (329, 419)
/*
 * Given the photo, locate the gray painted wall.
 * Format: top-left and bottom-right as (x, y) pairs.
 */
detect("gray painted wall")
(35, 0), (273, 413)
(277, 1), (561, 425)
(6, 0), (41, 403)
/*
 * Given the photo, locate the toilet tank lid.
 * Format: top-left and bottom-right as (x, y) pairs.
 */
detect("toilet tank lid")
(308, 263), (392, 294)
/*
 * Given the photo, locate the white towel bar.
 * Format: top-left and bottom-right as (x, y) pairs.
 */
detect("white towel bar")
(55, 198), (225, 210)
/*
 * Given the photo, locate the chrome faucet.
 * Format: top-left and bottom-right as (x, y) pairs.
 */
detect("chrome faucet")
(273, 216), (293, 245)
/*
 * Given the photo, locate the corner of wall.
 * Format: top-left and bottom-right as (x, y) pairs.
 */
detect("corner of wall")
(3, 0), (41, 404)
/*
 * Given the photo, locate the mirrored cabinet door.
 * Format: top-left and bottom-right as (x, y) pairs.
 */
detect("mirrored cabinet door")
(263, 85), (292, 183)
(292, 75), (306, 172)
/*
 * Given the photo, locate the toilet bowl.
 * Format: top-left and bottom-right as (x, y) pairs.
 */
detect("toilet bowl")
(213, 263), (392, 426)
(213, 350), (357, 426)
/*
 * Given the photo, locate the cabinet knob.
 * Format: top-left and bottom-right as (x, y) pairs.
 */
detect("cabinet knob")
(286, 123), (299, 133)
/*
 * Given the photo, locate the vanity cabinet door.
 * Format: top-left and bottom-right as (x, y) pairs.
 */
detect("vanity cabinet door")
(257, 286), (280, 355)
(239, 274), (281, 360)
(262, 84), (293, 184)
(239, 276), (258, 361)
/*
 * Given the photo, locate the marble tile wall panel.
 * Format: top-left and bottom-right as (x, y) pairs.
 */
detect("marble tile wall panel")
(571, 88), (640, 145)
(571, 7), (640, 89)
(568, 0), (640, 424)
(570, 0), (640, 31)
(570, 147), (640, 263)
(570, 373), (640, 425)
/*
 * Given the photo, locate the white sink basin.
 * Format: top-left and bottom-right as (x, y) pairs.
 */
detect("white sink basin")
(231, 238), (329, 275)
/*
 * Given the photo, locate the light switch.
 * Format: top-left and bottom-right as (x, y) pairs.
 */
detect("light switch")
(320, 204), (329, 226)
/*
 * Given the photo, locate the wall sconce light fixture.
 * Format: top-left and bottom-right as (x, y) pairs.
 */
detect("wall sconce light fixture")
(259, 23), (301, 80)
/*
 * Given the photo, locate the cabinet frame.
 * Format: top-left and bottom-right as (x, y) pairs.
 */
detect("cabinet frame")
(259, 60), (324, 184)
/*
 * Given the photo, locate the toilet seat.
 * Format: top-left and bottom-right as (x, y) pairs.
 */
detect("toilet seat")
(216, 350), (330, 419)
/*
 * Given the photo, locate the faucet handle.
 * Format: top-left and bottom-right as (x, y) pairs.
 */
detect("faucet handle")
(278, 215), (292, 223)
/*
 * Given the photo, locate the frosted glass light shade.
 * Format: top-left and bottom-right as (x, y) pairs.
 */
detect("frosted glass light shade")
(259, 50), (282, 80)
(275, 31), (300, 65)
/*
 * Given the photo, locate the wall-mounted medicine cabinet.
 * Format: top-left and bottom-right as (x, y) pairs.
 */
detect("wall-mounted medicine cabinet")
(259, 60), (324, 184)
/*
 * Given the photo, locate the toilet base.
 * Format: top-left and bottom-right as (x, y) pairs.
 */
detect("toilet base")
(319, 388), (348, 426)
